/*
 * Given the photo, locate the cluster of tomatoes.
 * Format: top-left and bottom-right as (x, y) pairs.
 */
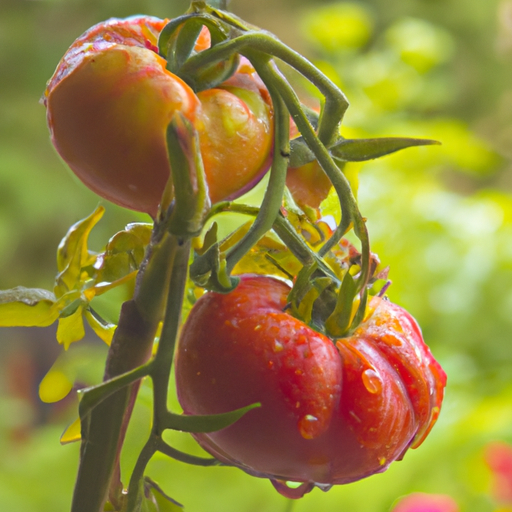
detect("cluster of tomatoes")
(43, 16), (273, 217)
(44, 15), (446, 499)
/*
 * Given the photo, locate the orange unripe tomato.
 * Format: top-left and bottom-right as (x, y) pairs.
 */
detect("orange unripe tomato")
(44, 17), (273, 217)
(286, 111), (331, 210)
(286, 160), (332, 209)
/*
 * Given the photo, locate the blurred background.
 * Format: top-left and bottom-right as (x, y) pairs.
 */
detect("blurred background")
(1, 0), (512, 511)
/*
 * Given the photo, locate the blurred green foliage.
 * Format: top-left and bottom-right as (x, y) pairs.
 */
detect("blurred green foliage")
(1, 0), (512, 511)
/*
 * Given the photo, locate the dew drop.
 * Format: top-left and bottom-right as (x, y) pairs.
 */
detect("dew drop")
(430, 406), (440, 424)
(315, 482), (333, 492)
(298, 414), (319, 439)
(273, 340), (284, 353)
(271, 480), (315, 499)
(382, 333), (402, 346)
(362, 368), (382, 394)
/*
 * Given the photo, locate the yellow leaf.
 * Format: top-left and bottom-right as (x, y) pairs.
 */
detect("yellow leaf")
(0, 287), (59, 327)
(39, 369), (73, 403)
(60, 417), (81, 445)
(319, 186), (341, 222)
(91, 270), (138, 298)
(55, 206), (105, 297)
(95, 223), (151, 285)
(57, 307), (86, 349)
(84, 309), (117, 346)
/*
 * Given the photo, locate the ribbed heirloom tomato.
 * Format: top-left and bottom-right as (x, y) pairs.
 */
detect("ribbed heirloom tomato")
(43, 16), (273, 217)
(175, 275), (447, 498)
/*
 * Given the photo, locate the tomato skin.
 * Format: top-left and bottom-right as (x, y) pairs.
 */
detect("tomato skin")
(286, 160), (332, 209)
(286, 113), (331, 210)
(175, 275), (446, 492)
(44, 17), (273, 216)
(197, 84), (273, 204)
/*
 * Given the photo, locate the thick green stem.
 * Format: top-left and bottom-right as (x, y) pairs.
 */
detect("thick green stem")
(152, 238), (191, 424)
(125, 237), (191, 510)
(71, 231), (177, 512)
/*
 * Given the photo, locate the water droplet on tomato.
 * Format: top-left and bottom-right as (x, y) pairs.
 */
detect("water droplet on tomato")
(271, 480), (315, 499)
(362, 368), (382, 394)
(382, 333), (402, 346)
(273, 340), (284, 352)
(298, 414), (319, 439)
(315, 482), (333, 492)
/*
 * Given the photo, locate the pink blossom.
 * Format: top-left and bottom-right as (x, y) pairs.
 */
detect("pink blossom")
(392, 492), (459, 512)
(484, 441), (512, 504)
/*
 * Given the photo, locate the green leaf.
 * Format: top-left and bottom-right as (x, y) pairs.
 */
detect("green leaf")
(155, 439), (220, 466)
(349, 288), (369, 333)
(94, 222), (151, 286)
(0, 287), (58, 327)
(331, 136), (440, 162)
(166, 17), (204, 72)
(325, 271), (357, 337)
(78, 364), (152, 419)
(164, 402), (260, 433)
(319, 186), (341, 221)
(195, 222), (218, 256)
(144, 478), (183, 511)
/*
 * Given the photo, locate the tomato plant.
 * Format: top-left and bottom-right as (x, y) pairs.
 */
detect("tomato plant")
(176, 274), (446, 498)
(0, 1), (448, 510)
(43, 16), (273, 217)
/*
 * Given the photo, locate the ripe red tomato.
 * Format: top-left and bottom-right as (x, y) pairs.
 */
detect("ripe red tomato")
(175, 275), (446, 497)
(43, 17), (273, 217)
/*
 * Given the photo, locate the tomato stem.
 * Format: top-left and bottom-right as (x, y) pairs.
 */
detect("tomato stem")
(179, 29), (348, 146)
(178, 25), (370, 293)
(125, 238), (191, 510)
(263, 67), (370, 293)
(71, 228), (177, 512)
(152, 238), (191, 424)
(205, 201), (340, 283)
(223, 57), (289, 276)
